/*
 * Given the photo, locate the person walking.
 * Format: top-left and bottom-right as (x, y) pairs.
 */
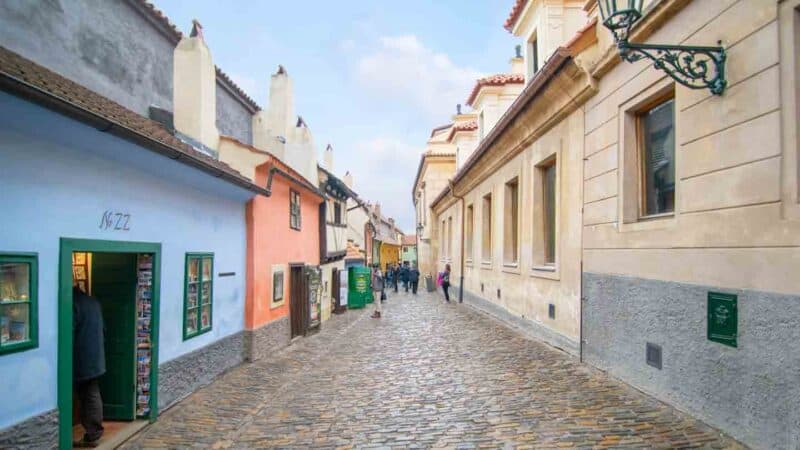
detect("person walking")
(409, 263), (420, 295)
(393, 263), (399, 293)
(401, 262), (410, 293)
(73, 285), (106, 447)
(441, 264), (451, 302)
(371, 264), (384, 319)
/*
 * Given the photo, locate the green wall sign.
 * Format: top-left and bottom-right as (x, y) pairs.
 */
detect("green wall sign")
(707, 292), (737, 348)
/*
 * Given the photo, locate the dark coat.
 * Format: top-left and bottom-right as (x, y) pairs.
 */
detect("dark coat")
(400, 267), (410, 282)
(408, 268), (420, 283)
(73, 288), (106, 382)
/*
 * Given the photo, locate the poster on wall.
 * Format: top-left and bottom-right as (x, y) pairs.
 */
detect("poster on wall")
(338, 270), (348, 306)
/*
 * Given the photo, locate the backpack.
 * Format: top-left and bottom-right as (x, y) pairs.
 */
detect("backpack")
(436, 272), (443, 286)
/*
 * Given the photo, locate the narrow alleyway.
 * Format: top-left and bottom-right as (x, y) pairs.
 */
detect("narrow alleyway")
(123, 291), (742, 449)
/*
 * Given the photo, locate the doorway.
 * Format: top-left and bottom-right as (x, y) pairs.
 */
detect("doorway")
(289, 264), (306, 338)
(58, 239), (161, 450)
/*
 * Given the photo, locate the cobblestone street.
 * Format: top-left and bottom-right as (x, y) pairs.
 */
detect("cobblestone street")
(124, 290), (742, 449)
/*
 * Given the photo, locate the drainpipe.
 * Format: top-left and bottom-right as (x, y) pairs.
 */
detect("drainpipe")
(448, 180), (465, 303)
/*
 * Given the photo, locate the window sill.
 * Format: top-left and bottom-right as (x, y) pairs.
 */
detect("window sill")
(531, 265), (559, 281)
(502, 263), (521, 275)
(480, 260), (492, 270)
(183, 327), (212, 341)
(0, 340), (38, 356)
(271, 300), (285, 309)
(617, 213), (676, 233)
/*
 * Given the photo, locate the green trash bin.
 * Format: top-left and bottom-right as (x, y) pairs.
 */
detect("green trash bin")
(347, 267), (372, 309)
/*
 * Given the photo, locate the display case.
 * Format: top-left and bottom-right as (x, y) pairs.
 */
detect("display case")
(135, 254), (153, 417)
(0, 253), (38, 355)
(184, 253), (213, 339)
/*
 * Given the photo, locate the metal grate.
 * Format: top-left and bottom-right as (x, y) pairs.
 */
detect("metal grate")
(548, 303), (555, 319)
(646, 342), (662, 370)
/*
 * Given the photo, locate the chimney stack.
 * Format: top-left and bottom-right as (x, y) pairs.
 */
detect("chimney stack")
(343, 171), (353, 188)
(510, 45), (525, 75)
(324, 144), (334, 171)
(253, 65), (295, 158)
(173, 19), (219, 150)
(456, 104), (462, 115)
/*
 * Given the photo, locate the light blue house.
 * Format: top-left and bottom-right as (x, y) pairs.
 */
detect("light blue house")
(0, 46), (266, 448)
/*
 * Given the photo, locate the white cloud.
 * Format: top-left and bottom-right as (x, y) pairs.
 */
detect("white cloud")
(355, 35), (482, 121)
(346, 136), (422, 232)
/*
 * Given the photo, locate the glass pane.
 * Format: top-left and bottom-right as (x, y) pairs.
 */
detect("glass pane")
(1, 262), (30, 302)
(641, 99), (675, 216)
(2, 303), (30, 345)
(187, 283), (198, 308)
(187, 258), (200, 283)
(200, 305), (211, 330)
(185, 308), (198, 335)
(202, 258), (212, 281)
(544, 164), (557, 264)
(201, 281), (211, 305)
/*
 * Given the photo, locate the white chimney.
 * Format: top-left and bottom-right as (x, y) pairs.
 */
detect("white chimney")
(324, 144), (334, 171)
(173, 20), (219, 150)
(510, 45), (525, 75)
(266, 65), (294, 143)
(344, 171), (354, 188)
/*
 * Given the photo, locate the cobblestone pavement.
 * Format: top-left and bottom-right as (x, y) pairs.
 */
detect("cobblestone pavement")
(124, 290), (743, 449)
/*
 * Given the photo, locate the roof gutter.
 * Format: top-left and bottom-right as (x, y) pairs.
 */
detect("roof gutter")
(265, 166), (326, 199)
(0, 71), (271, 197)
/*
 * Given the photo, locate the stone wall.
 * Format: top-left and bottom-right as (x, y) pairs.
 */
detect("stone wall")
(243, 316), (291, 362)
(158, 331), (245, 410)
(0, 409), (58, 450)
(583, 272), (800, 450)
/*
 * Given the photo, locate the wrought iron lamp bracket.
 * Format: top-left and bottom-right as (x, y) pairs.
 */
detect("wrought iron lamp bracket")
(616, 40), (727, 95)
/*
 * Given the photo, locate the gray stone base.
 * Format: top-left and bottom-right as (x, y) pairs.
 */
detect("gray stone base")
(0, 409), (58, 449)
(158, 331), (245, 410)
(243, 316), (291, 362)
(458, 284), (580, 356)
(583, 272), (800, 450)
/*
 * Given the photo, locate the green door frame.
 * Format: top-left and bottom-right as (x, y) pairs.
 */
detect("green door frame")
(58, 238), (162, 450)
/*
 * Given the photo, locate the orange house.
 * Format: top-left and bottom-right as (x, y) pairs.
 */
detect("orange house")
(218, 136), (324, 361)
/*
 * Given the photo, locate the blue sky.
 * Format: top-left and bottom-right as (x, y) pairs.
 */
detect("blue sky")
(155, 0), (518, 231)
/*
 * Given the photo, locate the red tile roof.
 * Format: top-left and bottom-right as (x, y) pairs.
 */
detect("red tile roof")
(447, 120), (478, 141)
(465, 73), (525, 106)
(0, 45), (268, 196)
(402, 235), (417, 246)
(504, 0), (528, 33)
(129, 0), (261, 112)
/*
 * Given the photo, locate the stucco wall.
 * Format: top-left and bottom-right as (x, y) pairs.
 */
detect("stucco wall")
(0, 92), (249, 430)
(246, 164), (321, 330)
(216, 82), (253, 145)
(0, 0), (174, 117)
(433, 108), (584, 349)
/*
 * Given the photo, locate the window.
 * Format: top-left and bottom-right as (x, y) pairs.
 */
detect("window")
(542, 162), (557, 265)
(272, 269), (284, 304)
(465, 204), (474, 261)
(334, 201), (342, 225)
(440, 219), (446, 261)
(447, 216), (453, 259)
(482, 193), (492, 262)
(504, 178), (519, 264)
(1, 253), (38, 355)
(290, 189), (301, 230)
(638, 97), (675, 217)
(528, 35), (539, 78)
(184, 253), (213, 339)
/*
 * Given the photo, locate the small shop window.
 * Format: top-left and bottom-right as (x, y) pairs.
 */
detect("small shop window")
(272, 270), (284, 304)
(290, 189), (301, 230)
(1, 253), (38, 355)
(184, 253), (213, 340)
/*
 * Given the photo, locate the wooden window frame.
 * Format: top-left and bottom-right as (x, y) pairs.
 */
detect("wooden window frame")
(0, 253), (38, 355)
(636, 93), (676, 220)
(465, 204), (474, 263)
(183, 253), (213, 340)
(272, 268), (285, 306)
(503, 177), (520, 265)
(289, 189), (302, 230)
(533, 155), (558, 273)
(481, 192), (493, 264)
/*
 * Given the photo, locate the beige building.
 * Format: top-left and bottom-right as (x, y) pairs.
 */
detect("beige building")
(418, 1), (800, 448)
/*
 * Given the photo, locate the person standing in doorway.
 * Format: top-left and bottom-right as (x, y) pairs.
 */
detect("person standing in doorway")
(371, 264), (384, 319)
(409, 264), (420, 295)
(442, 264), (451, 302)
(73, 285), (106, 447)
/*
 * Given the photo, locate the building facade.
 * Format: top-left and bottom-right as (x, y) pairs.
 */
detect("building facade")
(418, 1), (800, 448)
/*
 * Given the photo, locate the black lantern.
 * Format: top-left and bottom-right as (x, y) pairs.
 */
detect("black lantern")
(596, 0), (726, 95)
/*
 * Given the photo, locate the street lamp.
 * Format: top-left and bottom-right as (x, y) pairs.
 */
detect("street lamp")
(596, 0), (726, 95)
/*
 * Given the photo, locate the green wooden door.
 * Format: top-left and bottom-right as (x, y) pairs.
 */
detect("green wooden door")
(91, 253), (137, 421)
